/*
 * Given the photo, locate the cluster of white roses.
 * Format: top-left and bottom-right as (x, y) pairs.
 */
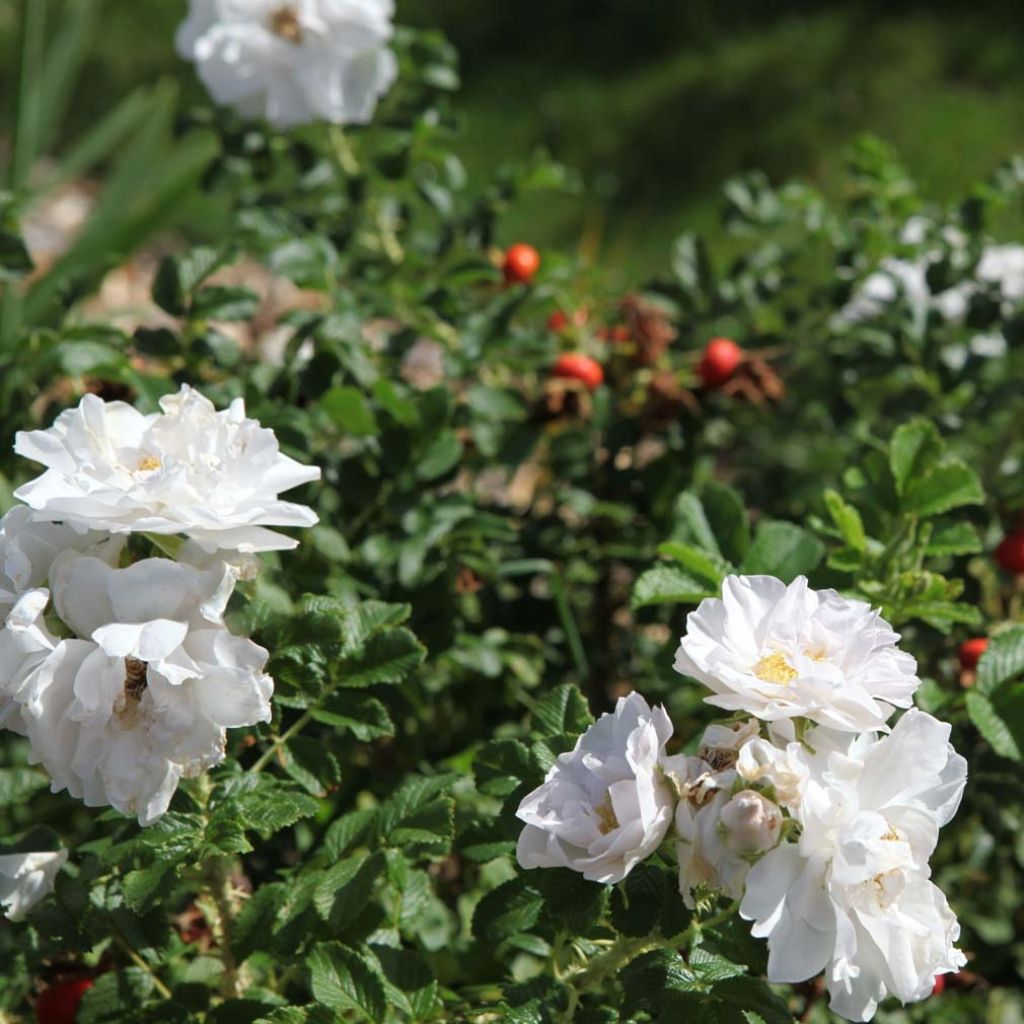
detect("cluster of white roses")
(0, 384), (319, 835)
(516, 574), (967, 1022)
(835, 215), (1024, 353)
(176, 0), (397, 129)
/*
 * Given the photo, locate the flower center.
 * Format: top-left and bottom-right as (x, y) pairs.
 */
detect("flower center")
(137, 455), (161, 472)
(881, 825), (903, 842)
(268, 5), (303, 43)
(114, 658), (148, 725)
(753, 652), (798, 685)
(124, 657), (148, 703)
(595, 795), (619, 835)
(869, 868), (905, 909)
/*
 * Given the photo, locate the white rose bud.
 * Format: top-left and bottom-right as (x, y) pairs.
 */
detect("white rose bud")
(719, 790), (782, 856)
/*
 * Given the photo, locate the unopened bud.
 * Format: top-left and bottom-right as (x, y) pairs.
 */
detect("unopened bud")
(720, 790), (782, 855)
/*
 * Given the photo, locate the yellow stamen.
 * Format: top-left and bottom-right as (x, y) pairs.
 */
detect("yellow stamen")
(595, 796), (619, 835)
(881, 825), (902, 842)
(269, 5), (303, 43)
(137, 455), (161, 472)
(753, 652), (798, 685)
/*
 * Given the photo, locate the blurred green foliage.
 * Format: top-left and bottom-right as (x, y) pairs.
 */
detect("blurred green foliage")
(5, 1), (1024, 273)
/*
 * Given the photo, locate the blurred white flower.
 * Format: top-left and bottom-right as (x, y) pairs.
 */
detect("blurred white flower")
(834, 230), (1024, 330)
(740, 710), (967, 1022)
(15, 384), (320, 553)
(0, 849), (67, 921)
(2, 553), (273, 826)
(674, 575), (919, 733)
(0, 505), (117, 616)
(176, 0), (398, 129)
(516, 693), (675, 884)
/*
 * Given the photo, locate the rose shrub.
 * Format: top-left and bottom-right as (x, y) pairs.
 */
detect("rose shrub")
(1, 3), (1024, 1023)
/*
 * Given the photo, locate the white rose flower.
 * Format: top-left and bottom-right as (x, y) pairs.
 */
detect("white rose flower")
(674, 575), (920, 733)
(0, 849), (67, 921)
(739, 710), (967, 1022)
(14, 384), (320, 553)
(3, 553), (273, 825)
(0, 505), (118, 615)
(176, 0), (398, 129)
(516, 692), (675, 884)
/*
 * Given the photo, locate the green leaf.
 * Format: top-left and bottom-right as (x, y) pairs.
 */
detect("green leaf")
(368, 945), (440, 1020)
(889, 419), (943, 496)
(977, 626), (1024, 696)
(311, 693), (394, 741)
(822, 489), (866, 551)
(657, 541), (731, 585)
(314, 852), (386, 931)
(967, 690), (1023, 761)
(531, 684), (593, 736)
(190, 285), (260, 322)
(472, 878), (544, 943)
(322, 387), (379, 437)
(77, 968), (155, 1023)
(337, 628), (426, 688)
(308, 943), (387, 1023)
(631, 565), (714, 609)
(702, 483), (751, 564)
(740, 520), (825, 582)
(925, 521), (983, 556)
(122, 863), (177, 914)
(417, 430), (462, 480)
(901, 459), (983, 517)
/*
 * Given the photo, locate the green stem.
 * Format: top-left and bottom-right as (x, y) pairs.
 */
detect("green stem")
(12, 0), (47, 190)
(250, 707), (314, 773)
(109, 922), (173, 1000)
(550, 570), (590, 682)
(328, 124), (360, 177)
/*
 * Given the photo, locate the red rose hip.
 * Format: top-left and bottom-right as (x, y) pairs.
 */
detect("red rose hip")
(959, 637), (988, 671)
(995, 531), (1024, 573)
(553, 353), (604, 391)
(698, 337), (743, 387)
(36, 979), (94, 1024)
(503, 243), (541, 285)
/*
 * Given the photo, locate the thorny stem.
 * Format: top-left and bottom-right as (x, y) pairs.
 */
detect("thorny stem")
(193, 775), (246, 999)
(202, 857), (244, 999)
(557, 902), (741, 1022)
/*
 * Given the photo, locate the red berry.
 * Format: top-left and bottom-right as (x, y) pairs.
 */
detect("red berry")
(698, 337), (743, 387)
(932, 974), (946, 996)
(995, 531), (1024, 574)
(552, 353), (604, 391)
(959, 637), (988, 671)
(503, 243), (541, 285)
(547, 309), (588, 332)
(36, 979), (93, 1024)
